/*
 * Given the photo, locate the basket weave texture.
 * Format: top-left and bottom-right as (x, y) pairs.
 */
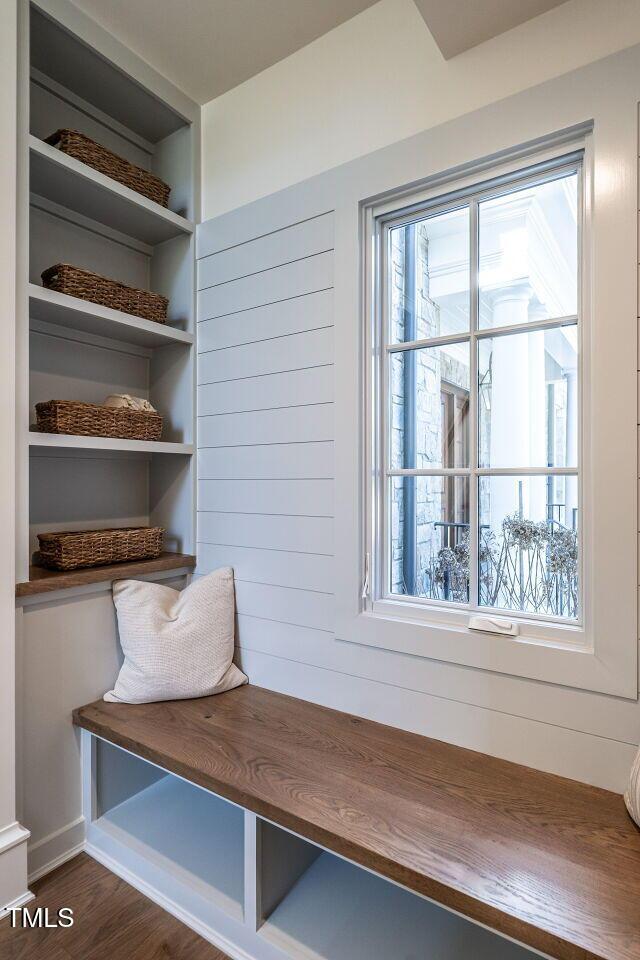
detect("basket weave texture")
(41, 263), (168, 325)
(36, 527), (165, 571)
(35, 400), (163, 442)
(45, 129), (171, 207)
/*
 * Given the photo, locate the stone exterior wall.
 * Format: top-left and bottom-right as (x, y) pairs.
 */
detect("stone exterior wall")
(390, 224), (469, 595)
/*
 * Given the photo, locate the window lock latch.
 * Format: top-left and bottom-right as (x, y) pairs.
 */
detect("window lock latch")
(468, 615), (519, 637)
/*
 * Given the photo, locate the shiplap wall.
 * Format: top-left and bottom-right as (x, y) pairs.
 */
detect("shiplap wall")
(196, 48), (640, 794)
(196, 213), (335, 643)
(195, 194), (637, 794)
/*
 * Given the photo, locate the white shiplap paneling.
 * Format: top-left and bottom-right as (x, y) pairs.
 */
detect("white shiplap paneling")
(234, 580), (333, 633)
(198, 251), (333, 321)
(198, 365), (333, 416)
(199, 544), (333, 593)
(198, 327), (333, 384)
(198, 288), (333, 352)
(197, 209), (336, 655)
(197, 212), (334, 290)
(198, 441), (333, 480)
(198, 479), (333, 516)
(198, 512), (332, 554)
(198, 403), (333, 448)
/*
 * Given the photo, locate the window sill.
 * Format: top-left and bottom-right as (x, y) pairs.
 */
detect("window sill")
(337, 606), (636, 699)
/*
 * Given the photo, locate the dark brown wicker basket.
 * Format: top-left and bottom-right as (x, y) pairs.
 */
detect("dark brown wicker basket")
(36, 526), (165, 571)
(35, 400), (163, 442)
(41, 263), (168, 325)
(45, 129), (171, 207)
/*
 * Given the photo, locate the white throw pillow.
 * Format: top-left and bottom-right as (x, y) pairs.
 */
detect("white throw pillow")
(104, 567), (248, 703)
(625, 746), (640, 829)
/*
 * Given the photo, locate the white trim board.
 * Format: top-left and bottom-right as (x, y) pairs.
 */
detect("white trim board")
(27, 814), (85, 884)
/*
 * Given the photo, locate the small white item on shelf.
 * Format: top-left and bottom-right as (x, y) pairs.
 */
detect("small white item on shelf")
(104, 566), (248, 704)
(103, 393), (157, 413)
(625, 748), (640, 829)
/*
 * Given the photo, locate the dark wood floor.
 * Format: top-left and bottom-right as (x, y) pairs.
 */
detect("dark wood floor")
(0, 854), (230, 960)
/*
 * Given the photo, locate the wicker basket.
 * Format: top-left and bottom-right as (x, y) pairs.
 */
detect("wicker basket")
(45, 129), (171, 207)
(41, 263), (168, 325)
(36, 527), (165, 571)
(35, 400), (163, 442)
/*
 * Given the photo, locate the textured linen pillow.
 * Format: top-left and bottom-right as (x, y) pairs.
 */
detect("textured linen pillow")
(104, 566), (247, 703)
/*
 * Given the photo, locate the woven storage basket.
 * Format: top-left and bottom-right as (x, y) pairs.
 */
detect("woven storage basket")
(35, 400), (163, 442)
(45, 129), (171, 207)
(41, 263), (168, 324)
(36, 527), (165, 571)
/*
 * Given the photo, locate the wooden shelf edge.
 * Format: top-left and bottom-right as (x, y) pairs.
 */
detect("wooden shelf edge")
(16, 552), (196, 597)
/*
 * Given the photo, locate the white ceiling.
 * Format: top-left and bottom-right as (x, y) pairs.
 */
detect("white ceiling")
(69, 0), (573, 105)
(68, 0), (381, 104)
(413, 0), (570, 59)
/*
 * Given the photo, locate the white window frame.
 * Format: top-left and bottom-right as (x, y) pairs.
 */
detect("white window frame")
(332, 110), (637, 699)
(370, 152), (584, 645)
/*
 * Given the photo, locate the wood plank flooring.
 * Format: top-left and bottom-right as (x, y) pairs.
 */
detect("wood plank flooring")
(75, 684), (640, 960)
(0, 854), (229, 960)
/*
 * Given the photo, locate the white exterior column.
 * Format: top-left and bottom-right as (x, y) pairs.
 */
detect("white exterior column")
(488, 284), (545, 527)
(0, 0), (31, 916)
(565, 368), (579, 528)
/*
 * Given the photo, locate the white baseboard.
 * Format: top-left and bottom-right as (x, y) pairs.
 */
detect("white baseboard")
(27, 816), (86, 883)
(85, 842), (258, 960)
(0, 822), (31, 918)
(0, 889), (35, 921)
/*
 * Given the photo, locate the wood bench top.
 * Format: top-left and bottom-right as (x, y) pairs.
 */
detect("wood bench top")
(73, 684), (640, 960)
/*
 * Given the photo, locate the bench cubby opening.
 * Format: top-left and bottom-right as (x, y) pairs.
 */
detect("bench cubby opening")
(256, 820), (534, 960)
(86, 738), (245, 924)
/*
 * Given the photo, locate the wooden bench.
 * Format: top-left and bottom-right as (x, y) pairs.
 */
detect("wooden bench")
(74, 684), (640, 960)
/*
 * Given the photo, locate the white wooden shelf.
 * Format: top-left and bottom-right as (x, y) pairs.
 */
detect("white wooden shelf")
(29, 433), (194, 456)
(30, 5), (190, 144)
(29, 284), (193, 348)
(29, 136), (194, 245)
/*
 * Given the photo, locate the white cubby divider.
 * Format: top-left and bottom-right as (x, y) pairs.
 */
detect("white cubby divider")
(16, 0), (200, 584)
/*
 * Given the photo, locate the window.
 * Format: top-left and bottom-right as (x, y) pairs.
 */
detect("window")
(374, 158), (581, 630)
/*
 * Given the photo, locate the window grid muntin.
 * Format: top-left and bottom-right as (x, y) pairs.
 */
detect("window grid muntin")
(379, 158), (582, 624)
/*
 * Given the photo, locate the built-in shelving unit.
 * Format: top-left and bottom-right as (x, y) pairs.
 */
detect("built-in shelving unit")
(16, 0), (200, 585)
